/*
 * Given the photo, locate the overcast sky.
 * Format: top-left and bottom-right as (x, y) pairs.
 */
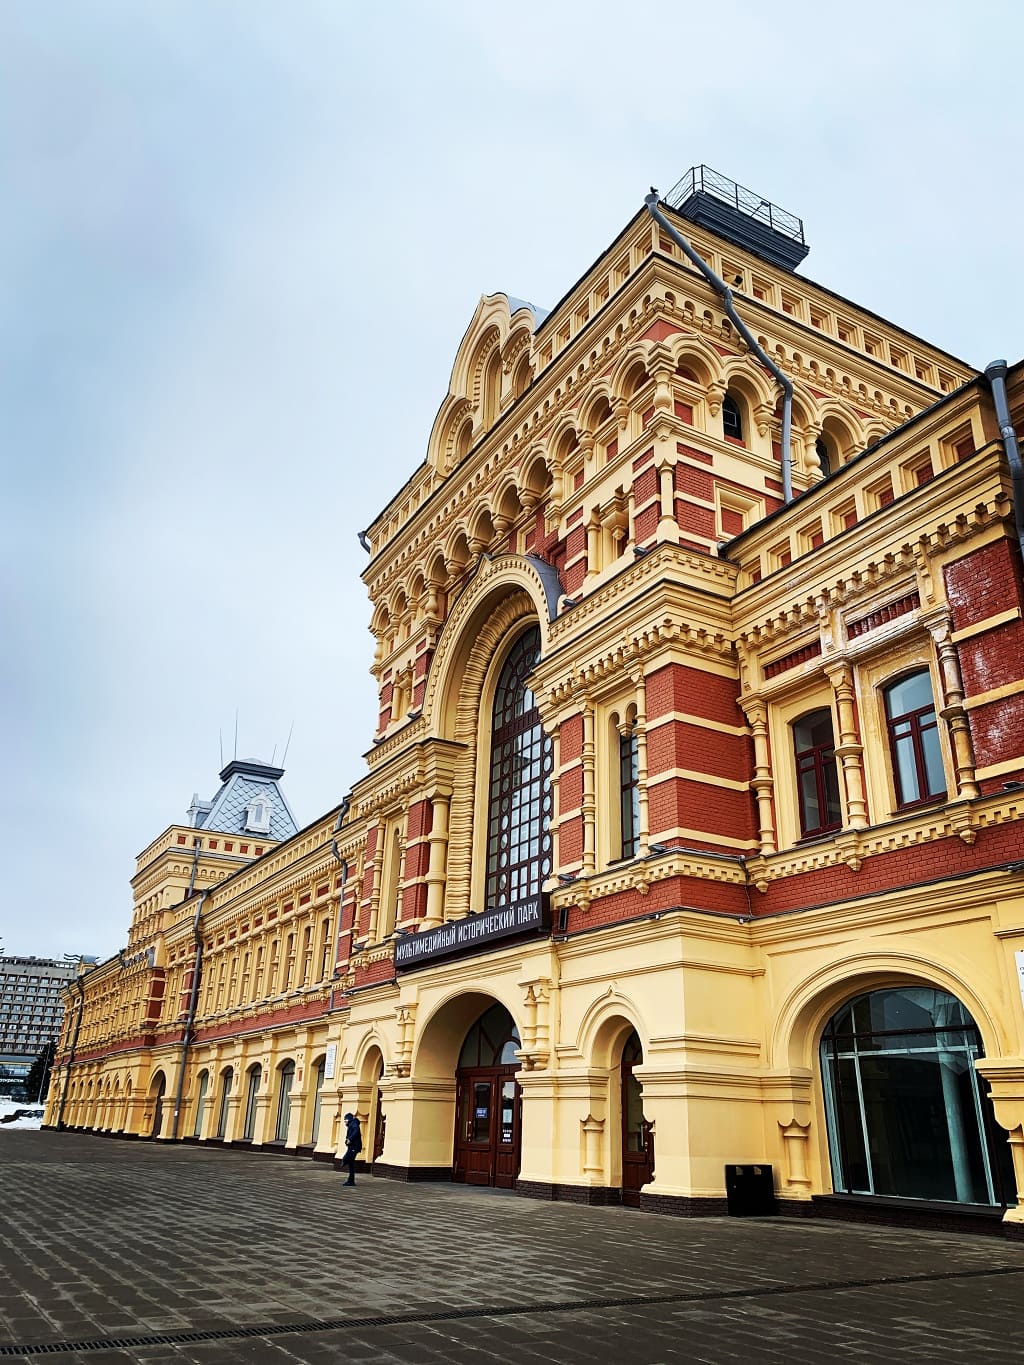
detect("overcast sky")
(3, 1), (1023, 963)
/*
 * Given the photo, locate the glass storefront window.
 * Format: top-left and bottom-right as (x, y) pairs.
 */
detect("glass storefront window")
(821, 987), (1015, 1207)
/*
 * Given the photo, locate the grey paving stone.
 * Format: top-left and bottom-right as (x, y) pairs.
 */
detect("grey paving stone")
(2, 1130), (1024, 1361)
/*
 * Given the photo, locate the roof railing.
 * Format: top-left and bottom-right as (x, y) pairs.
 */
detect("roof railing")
(664, 165), (805, 246)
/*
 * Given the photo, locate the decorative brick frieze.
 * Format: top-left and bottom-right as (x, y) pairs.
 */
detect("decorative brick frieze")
(847, 590), (920, 639)
(763, 641), (823, 678)
(752, 816), (1024, 914)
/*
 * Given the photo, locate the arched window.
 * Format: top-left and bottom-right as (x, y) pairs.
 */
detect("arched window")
(192, 1069), (209, 1138)
(215, 1067), (233, 1139)
(485, 627), (553, 907)
(821, 987), (1014, 1206)
(274, 1060), (295, 1143)
(245, 796), (272, 834)
(242, 1064), (261, 1141)
(481, 348), (502, 428)
(512, 354), (532, 401)
(618, 724), (640, 860)
(458, 1003), (521, 1069)
(884, 671), (945, 808)
(722, 392), (744, 442)
(793, 708), (841, 837)
(379, 823), (403, 940)
(454, 418), (473, 466)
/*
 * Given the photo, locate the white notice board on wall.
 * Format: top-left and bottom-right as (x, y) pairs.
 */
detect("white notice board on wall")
(325, 1043), (337, 1080)
(1015, 950), (1024, 1010)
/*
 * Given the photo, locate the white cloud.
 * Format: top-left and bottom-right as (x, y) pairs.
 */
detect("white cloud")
(1, 0), (1022, 958)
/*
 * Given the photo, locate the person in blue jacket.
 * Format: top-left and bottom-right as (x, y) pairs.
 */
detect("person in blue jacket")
(342, 1111), (362, 1186)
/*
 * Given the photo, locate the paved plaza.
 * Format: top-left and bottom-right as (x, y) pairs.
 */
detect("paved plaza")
(2, 1131), (1024, 1363)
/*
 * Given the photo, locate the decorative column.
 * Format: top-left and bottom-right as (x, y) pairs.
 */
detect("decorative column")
(929, 618), (980, 800)
(742, 700), (777, 856)
(421, 790), (451, 930)
(826, 664), (869, 829)
(548, 720), (561, 872)
(633, 672), (650, 856)
(367, 816), (387, 944)
(581, 1115), (605, 1180)
(656, 459), (677, 542)
(518, 978), (551, 1070)
(650, 347), (675, 415)
(974, 1058), (1024, 1222)
(393, 1004), (417, 1078)
(581, 698), (596, 875)
(221, 1085), (243, 1145)
(778, 1118), (812, 1193)
(585, 513), (601, 578)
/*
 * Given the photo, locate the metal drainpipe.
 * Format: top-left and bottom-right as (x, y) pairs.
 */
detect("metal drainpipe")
(170, 892), (206, 1140)
(55, 969), (87, 1131)
(984, 361), (1024, 558)
(644, 191), (795, 503)
(330, 798), (351, 988)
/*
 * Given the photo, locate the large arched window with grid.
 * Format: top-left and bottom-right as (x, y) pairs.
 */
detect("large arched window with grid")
(485, 626), (553, 907)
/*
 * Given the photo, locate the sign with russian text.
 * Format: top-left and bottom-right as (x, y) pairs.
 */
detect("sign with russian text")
(394, 895), (550, 971)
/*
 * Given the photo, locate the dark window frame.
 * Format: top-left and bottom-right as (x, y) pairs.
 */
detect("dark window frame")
(793, 707), (842, 838)
(619, 728), (640, 859)
(722, 392), (744, 443)
(815, 436), (832, 476)
(484, 626), (553, 908)
(883, 669), (946, 809)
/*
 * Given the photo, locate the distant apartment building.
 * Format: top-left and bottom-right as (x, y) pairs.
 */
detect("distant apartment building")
(0, 956), (78, 1097)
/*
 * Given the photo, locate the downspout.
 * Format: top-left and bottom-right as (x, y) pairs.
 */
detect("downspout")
(644, 191), (795, 504)
(55, 968), (87, 1131)
(171, 891), (206, 1140)
(331, 797), (351, 988)
(984, 361), (1024, 558)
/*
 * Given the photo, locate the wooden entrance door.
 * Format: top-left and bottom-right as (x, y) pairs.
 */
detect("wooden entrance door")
(454, 1066), (521, 1187)
(151, 1075), (166, 1139)
(621, 1032), (654, 1206)
(373, 1085), (386, 1162)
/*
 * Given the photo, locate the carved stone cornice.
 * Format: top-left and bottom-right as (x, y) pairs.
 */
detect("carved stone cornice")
(550, 848), (747, 913)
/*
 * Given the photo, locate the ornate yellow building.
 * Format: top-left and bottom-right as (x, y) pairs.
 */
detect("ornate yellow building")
(50, 167), (1024, 1233)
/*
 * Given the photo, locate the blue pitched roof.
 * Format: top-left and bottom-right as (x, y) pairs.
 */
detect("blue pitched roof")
(187, 759), (298, 842)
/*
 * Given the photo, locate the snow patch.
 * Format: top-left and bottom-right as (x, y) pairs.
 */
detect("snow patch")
(0, 1098), (44, 1130)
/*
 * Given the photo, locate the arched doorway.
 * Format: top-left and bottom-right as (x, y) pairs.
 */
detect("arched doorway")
(371, 1055), (386, 1162)
(454, 1003), (522, 1187)
(821, 986), (1015, 1206)
(358, 1045), (386, 1164)
(621, 1030), (654, 1206)
(150, 1072), (166, 1139)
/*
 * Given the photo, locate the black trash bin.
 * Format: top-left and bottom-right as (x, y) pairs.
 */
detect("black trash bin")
(725, 1163), (776, 1216)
